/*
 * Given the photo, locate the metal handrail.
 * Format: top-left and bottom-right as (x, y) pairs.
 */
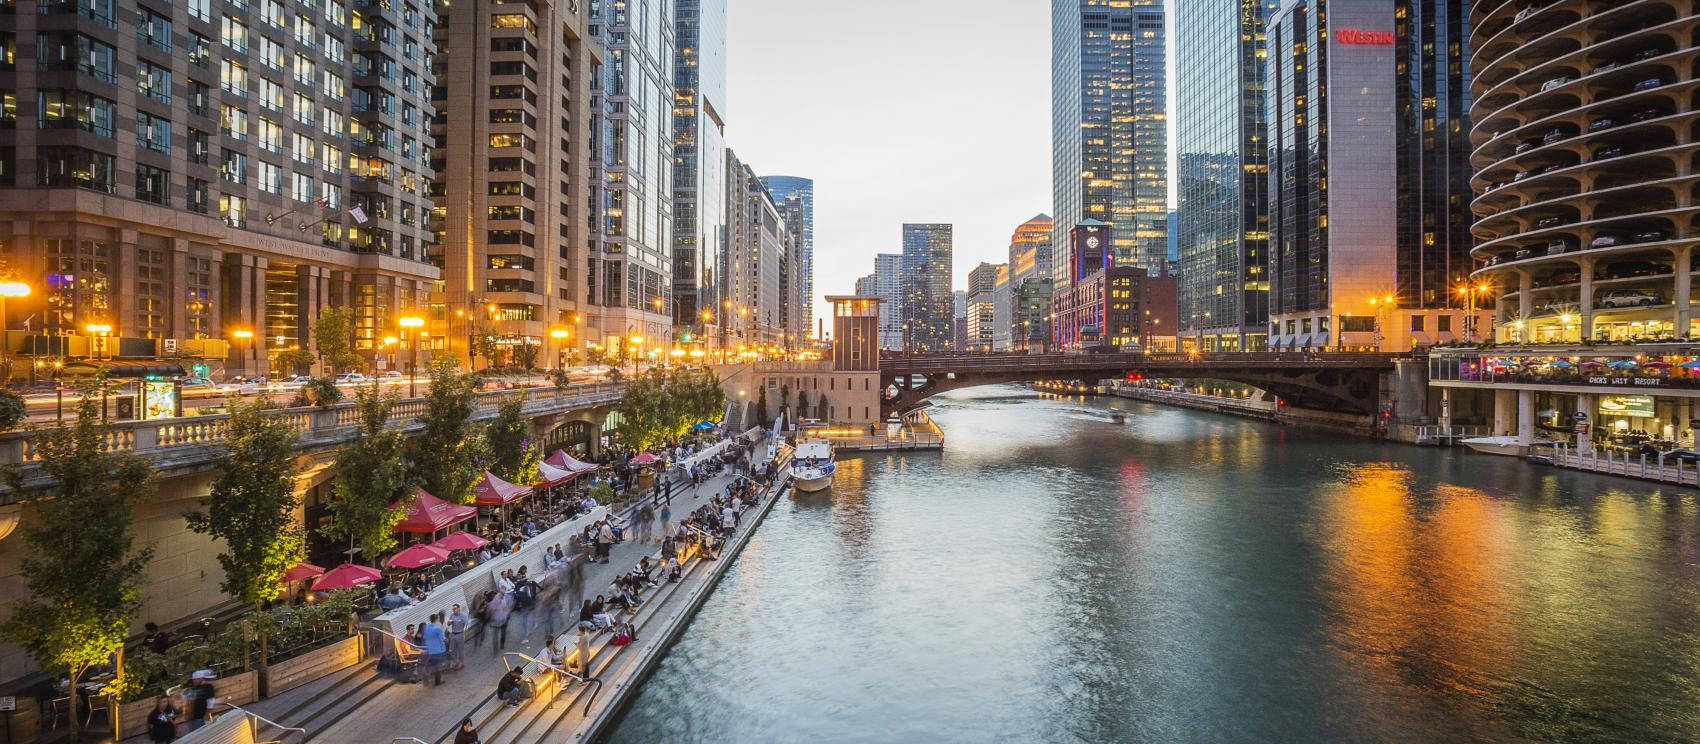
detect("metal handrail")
(503, 651), (603, 715)
(392, 739), (430, 744)
(226, 704), (307, 738)
(358, 623), (424, 652)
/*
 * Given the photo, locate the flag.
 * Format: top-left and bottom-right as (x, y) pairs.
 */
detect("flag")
(348, 206), (369, 225)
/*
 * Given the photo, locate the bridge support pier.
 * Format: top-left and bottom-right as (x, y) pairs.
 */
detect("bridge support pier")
(1493, 389), (1514, 436)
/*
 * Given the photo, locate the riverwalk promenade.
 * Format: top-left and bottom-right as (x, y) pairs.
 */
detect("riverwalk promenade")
(221, 454), (790, 743)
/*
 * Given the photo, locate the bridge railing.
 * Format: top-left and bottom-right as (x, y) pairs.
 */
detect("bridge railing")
(0, 382), (624, 468)
(882, 351), (1403, 371)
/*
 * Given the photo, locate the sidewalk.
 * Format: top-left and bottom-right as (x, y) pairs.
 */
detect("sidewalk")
(242, 467), (745, 743)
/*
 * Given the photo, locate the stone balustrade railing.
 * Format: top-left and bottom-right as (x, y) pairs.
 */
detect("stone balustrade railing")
(0, 382), (624, 469)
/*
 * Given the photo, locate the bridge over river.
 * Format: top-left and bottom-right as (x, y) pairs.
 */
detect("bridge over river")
(879, 351), (1409, 416)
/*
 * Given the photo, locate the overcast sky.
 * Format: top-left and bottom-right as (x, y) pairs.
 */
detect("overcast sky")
(724, 0), (1054, 331)
(724, 0), (1177, 331)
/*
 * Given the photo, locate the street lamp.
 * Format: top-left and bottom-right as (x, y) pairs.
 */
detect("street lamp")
(399, 315), (424, 397)
(1366, 295), (1394, 351)
(231, 328), (254, 378)
(550, 327), (570, 370)
(0, 281), (28, 384)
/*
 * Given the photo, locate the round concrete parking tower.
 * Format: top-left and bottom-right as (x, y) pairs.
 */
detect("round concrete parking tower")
(1470, 0), (1700, 343)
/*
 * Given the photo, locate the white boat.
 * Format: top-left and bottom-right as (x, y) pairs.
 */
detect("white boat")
(789, 438), (836, 493)
(1460, 435), (1534, 457)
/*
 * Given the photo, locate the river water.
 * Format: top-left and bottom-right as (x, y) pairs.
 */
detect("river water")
(607, 385), (1700, 743)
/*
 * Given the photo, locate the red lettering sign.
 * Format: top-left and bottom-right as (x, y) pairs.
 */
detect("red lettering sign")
(1335, 28), (1394, 45)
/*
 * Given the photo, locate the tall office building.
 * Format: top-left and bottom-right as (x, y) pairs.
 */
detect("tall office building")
(1008, 213), (1053, 283)
(1264, 0), (1475, 350)
(966, 262), (1001, 351)
(1051, 0), (1168, 285)
(777, 193), (807, 345)
(761, 176), (814, 336)
(900, 223), (953, 352)
(952, 289), (967, 352)
(672, 0), (728, 341)
(991, 264), (1013, 351)
(430, 0), (600, 367)
(1393, 0), (1473, 310)
(873, 252), (903, 350)
(588, 0), (675, 346)
(725, 151), (785, 345)
(1175, 0), (1276, 352)
(0, 0), (439, 377)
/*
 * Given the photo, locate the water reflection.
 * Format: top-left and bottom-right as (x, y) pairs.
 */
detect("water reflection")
(610, 385), (1700, 743)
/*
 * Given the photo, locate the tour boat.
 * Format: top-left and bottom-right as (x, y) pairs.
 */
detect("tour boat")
(789, 438), (836, 493)
(1460, 435), (1532, 457)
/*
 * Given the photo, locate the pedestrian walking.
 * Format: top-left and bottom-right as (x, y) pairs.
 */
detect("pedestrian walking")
(423, 614), (448, 686)
(486, 590), (513, 652)
(514, 579), (538, 640)
(658, 503), (671, 543)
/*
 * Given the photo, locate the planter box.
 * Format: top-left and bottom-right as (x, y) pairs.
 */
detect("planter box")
(114, 669), (258, 740)
(264, 635), (363, 697)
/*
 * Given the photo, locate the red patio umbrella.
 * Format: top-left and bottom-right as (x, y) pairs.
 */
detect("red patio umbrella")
(535, 459), (581, 486)
(280, 561), (325, 584)
(545, 450), (600, 473)
(472, 471), (532, 506)
(392, 488), (478, 534)
(385, 544), (451, 570)
(1642, 360), (1672, 369)
(311, 562), (382, 590)
(631, 452), (661, 466)
(432, 530), (491, 552)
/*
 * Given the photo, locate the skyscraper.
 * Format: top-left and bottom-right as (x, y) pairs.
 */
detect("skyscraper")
(1175, 0), (1277, 352)
(431, 0), (600, 367)
(901, 224), (953, 353)
(672, 0), (729, 342)
(761, 176), (814, 335)
(1008, 214), (1053, 284)
(1264, 0), (1475, 350)
(0, 0), (439, 377)
(873, 253), (904, 351)
(1051, 0), (1169, 285)
(589, 0), (675, 346)
(966, 262), (1001, 351)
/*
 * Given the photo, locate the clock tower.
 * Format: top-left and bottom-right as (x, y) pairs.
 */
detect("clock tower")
(1067, 220), (1113, 284)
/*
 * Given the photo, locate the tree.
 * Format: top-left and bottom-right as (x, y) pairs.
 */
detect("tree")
(816, 393), (830, 422)
(320, 385), (411, 560)
(471, 330), (504, 369)
(755, 385), (771, 429)
(184, 399), (303, 680)
(313, 308), (364, 373)
(779, 383), (791, 423)
(1, 398), (154, 738)
(274, 349), (316, 378)
(513, 341), (540, 371)
(798, 389), (811, 422)
(0, 388), (24, 430)
(486, 394), (541, 484)
(412, 360), (485, 503)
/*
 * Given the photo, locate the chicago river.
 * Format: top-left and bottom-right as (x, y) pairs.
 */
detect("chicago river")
(610, 385), (1700, 742)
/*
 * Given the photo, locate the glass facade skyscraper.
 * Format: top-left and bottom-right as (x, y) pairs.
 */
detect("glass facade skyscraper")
(1394, 0), (1473, 309)
(901, 224), (954, 353)
(590, 0), (675, 345)
(1051, 0), (1169, 286)
(1175, 0), (1277, 352)
(760, 176), (814, 335)
(672, 0), (729, 340)
(1263, 0), (1476, 350)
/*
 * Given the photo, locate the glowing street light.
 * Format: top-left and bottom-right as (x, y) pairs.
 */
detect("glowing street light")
(398, 314), (425, 396)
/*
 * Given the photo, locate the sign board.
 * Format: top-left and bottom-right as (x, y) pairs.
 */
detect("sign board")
(1574, 412), (1588, 421)
(191, 362), (210, 378)
(1600, 395), (1655, 418)
(1574, 423), (1590, 435)
(142, 380), (179, 420)
(115, 396), (136, 420)
(162, 338), (178, 354)
(0, 696), (14, 711)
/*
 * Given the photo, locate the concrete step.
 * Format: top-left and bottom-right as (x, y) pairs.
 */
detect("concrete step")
(478, 553), (715, 744)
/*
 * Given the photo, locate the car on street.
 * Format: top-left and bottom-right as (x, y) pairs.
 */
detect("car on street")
(334, 373), (367, 383)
